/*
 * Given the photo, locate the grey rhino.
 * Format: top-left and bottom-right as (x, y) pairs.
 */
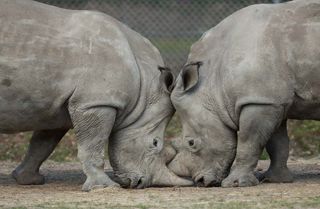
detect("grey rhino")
(168, 0), (320, 187)
(0, 0), (192, 191)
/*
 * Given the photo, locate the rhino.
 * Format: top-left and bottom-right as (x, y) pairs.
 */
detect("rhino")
(0, 0), (193, 191)
(168, 0), (320, 187)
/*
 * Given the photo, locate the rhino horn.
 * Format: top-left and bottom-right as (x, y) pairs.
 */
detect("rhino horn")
(152, 166), (194, 187)
(167, 158), (191, 177)
(162, 141), (177, 163)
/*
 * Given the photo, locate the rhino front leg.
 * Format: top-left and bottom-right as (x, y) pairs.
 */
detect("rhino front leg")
(259, 120), (293, 183)
(12, 129), (67, 185)
(221, 105), (284, 187)
(70, 107), (119, 191)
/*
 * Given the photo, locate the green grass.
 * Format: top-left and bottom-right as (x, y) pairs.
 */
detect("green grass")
(150, 37), (196, 55)
(24, 203), (152, 209)
(136, 204), (150, 209)
(8, 207), (28, 209)
(0, 139), (28, 161)
(259, 149), (269, 160)
(165, 114), (182, 138)
(0, 131), (78, 162)
(288, 120), (320, 157)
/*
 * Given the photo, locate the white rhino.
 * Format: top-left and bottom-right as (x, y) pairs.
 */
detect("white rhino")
(169, 0), (320, 187)
(0, 0), (192, 191)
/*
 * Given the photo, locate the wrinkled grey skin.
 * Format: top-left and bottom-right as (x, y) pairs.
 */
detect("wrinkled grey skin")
(0, 0), (192, 191)
(169, 0), (320, 187)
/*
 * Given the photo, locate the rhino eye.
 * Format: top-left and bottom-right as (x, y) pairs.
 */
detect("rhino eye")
(188, 139), (194, 147)
(153, 138), (158, 147)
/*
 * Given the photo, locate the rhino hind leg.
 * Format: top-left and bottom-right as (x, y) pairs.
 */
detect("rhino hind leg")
(70, 107), (120, 191)
(222, 105), (284, 188)
(12, 129), (67, 185)
(258, 120), (294, 183)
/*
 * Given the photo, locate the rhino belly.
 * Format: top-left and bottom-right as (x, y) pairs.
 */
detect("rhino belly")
(0, 60), (74, 132)
(0, 86), (73, 133)
(287, 62), (320, 121)
(288, 96), (320, 121)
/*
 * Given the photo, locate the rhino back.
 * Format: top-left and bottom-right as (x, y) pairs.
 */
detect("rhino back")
(263, 0), (320, 119)
(230, 1), (320, 114)
(65, 10), (166, 130)
(0, 0), (146, 132)
(280, 1), (320, 102)
(188, 0), (320, 125)
(0, 0), (81, 132)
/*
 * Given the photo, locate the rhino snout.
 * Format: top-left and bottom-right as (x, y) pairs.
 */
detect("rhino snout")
(193, 173), (222, 187)
(113, 172), (148, 189)
(129, 175), (148, 189)
(162, 142), (177, 164)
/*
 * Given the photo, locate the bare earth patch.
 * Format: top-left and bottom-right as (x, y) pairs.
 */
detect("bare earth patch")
(1, 160), (320, 209)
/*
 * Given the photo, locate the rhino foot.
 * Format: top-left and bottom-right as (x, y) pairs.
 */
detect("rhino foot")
(221, 172), (259, 187)
(258, 167), (294, 183)
(12, 169), (45, 185)
(82, 176), (120, 192)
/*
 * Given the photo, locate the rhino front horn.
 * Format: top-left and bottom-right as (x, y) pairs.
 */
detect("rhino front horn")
(152, 166), (194, 187)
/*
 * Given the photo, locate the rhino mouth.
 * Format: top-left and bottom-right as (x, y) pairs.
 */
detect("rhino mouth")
(110, 171), (148, 189)
(127, 176), (149, 189)
(192, 170), (224, 187)
(193, 173), (222, 187)
(193, 155), (235, 187)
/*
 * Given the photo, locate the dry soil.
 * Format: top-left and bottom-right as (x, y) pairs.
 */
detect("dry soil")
(1, 159), (320, 209)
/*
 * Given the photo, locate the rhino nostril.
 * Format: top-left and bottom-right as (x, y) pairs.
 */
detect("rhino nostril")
(132, 177), (146, 189)
(188, 140), (194, 146)
(113, 173), (131, 188)
(195, 175), (221, 187)
(137, 178), (142, 187)
(196, 176), (205, 187)
(208, 180), (221, 187)
(120, 178), (131, 188)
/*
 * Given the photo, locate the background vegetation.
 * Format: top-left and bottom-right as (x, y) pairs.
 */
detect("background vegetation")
(0, 117), (319, 162)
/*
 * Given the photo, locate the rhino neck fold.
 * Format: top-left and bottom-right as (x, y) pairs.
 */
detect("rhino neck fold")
(189, 58), (238, 131)
(113, 58), (148, 131)
(112, 20), (165, 131)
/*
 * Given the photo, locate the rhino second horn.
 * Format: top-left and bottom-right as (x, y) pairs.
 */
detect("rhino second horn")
(162, 142), (177, 163)
(152, 166), (194, 187)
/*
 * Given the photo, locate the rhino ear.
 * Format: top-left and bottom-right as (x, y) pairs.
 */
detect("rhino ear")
(158, 66), (175, 94)
(180, 61), (202, 92)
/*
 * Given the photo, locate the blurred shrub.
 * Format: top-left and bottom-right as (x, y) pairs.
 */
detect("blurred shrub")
(288, 120), (320, 158)
(0, 132), (77, 162)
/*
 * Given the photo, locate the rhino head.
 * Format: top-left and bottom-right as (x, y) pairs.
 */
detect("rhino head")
(108, 67), (193, 188)
(168, 62), (237, 187)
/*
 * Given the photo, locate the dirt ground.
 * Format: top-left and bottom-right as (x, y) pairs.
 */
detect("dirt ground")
(1, 160), (320, 209)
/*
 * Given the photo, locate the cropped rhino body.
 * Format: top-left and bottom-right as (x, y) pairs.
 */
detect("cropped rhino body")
(169, 0), (320, 187)
(0, 0), (192, 190)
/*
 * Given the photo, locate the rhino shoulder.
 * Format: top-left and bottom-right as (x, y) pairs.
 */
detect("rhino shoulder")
(188, 3), (274, 62)
(62, 10), (141, 97)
